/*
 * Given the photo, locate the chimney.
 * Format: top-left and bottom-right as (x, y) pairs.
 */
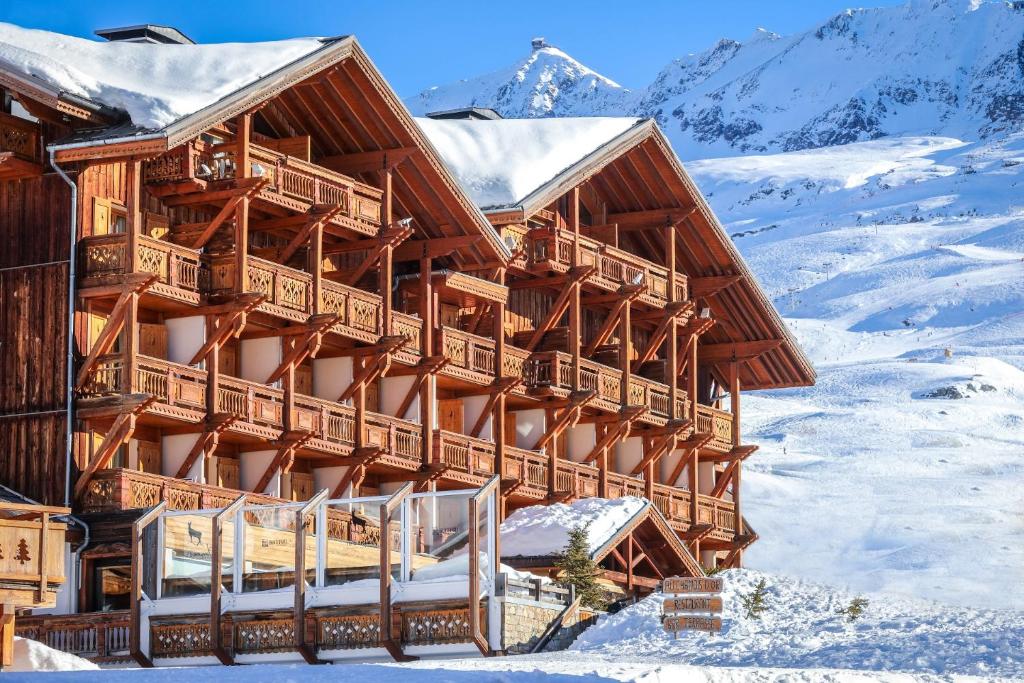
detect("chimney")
(95, 25), (195, 45)
(531, 37), (547, 50)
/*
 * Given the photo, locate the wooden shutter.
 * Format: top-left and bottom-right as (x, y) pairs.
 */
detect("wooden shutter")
(504, 412), (517, 447)
(220, 344), (238, 377)
(92, 197), (111, 236)
(218, 458), (240, 490)
(294, 365), (313, 396)
(437, 399), (463, 433)
(289, 472), (314, 501)
(139, 324), (167, 359)
(137, 440), (161, 473)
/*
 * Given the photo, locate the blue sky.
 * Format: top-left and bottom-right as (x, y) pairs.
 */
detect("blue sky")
(1, 0), (908, 97)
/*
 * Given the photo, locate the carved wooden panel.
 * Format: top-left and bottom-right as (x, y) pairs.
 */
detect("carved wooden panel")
(317, 614), (380, 650)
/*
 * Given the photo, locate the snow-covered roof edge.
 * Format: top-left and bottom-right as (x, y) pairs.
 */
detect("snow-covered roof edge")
(506, 118), (653, 218)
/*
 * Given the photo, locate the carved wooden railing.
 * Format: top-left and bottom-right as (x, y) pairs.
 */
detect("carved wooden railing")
(15, 611), (131, 662)
(439, 327), (496, 377)
(606, 471), (645, 499)
(81, 468), (282, 514)
(554, 460), (599, 499)
(434, 430), (495, 478)
(391, 311), (423, 355)
(649, 482), (737, 538)
(364, 412), (422, 464)
(320, 279), (384, 337)
(525, 228), (688, 305)
(142, 140), (382, 230)
(502, 446), (549, 496)
(531, 351), (621, 404)
(0, 111), (40, 162)
(695, 404), (733, 452)
(80, 234), (207, 294)
(628, 376), (689, 420)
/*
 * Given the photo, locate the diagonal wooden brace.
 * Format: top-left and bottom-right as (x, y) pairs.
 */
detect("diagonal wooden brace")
(265, 313), (340, 384)
(75, 275), (158, 390)
(174, 413), (237, 479)
(338, 336), (409, 402)
(73, 397), (155, 500)
(188, 293), (266, 366)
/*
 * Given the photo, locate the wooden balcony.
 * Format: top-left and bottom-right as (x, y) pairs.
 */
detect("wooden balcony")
(143, 140), (383, 236)
(437, 327), (531, 390)
(80, 233), (207, 304)
(530, 351), (687, 424)
(0, 111), (42, 180)
(554, 460), (600, 499)
(502, 447), (549, 500)
(695, 404), (733, 452)
(651, 483), (737, 541)
(507, 226), (688, 307)
(434, 430), (549, 500)
(81, 354), (423, 468)
(80, 468), (285, 514)
(15, 612), (131, 665)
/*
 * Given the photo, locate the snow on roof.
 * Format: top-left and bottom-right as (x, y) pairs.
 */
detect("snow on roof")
(416, 116), (642, 211)
(500, 496), (648, 558)
(0, 22), (327, 130)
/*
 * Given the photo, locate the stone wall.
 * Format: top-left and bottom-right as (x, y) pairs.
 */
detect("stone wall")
(501, 598), (601, 654)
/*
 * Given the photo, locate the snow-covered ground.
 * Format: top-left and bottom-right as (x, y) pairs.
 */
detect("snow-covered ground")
(21, 571), (1023, 680)
(687, 133), (1024, 609)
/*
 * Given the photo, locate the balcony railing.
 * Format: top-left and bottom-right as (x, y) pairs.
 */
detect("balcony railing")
(434, 430), (495, 480)
(80, 233), (208, 295)
(695, 404), (734, 452)
(392, 311), (424, 355)
(142, 140), (382, 232)
(606, 471), (646, 499)
(0, 111), (40, 163)
(502, 447), (549, 498)
(81, 468), (284, 514)
(510, 226), (688, 306)
(438, 327), (533, 386)
(531, 351), (684, 421)
(15, 612), (131, 664)
(554, 460), (599, 499)
(650, 482), (737, 539)
(81, 354), (422, 466)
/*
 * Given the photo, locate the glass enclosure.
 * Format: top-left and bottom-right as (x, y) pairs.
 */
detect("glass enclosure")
(149, 482), (499, 602)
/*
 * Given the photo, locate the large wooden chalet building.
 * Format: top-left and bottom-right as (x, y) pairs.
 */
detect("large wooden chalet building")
(0, 24), (813, 664)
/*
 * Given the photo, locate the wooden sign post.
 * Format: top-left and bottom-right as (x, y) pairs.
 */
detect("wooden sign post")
(661, 575), (723, 637)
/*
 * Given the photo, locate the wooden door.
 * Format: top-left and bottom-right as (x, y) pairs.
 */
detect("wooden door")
(139, 324), (167, 359)
(294, 365), (313, 396)
(289, 472), (314, 501)
(218, 458), (240, 490)
(220, 344), (238, 376)
(137, 440), (161, 473)
(92, 197), (111, 236)
(504, 412), (517, 447)
(438, 399), (463, 434)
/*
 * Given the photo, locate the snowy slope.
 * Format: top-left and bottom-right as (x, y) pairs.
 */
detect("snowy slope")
(408, 0), (1024, 160)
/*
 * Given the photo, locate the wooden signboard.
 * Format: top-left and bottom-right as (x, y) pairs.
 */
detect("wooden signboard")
(663, 576), (723, 594)
(664, 615), (722, 633)
(664, 596), (723, 613)
(662, 575), (724, 636)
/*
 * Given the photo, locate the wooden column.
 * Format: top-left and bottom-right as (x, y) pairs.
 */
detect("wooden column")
(688, 333), (699, 553)
(546, 407), (557, 498)
(283, 340), (296, 433)
(309, 222), (323, 315)
(419, 256), (435, 466)
(596, 423), (608, 498)
(235, 113), (252, 294)
(569, 188), (581, 390)
(0, 603), (12, 669)
(730, 361), (743, 562)
(619, 298), (632, 406)
(379, 168), (393, 335)
(122, 292), (138, 394)
(492, 298), (507, 495)
(665, 223), (679, 420)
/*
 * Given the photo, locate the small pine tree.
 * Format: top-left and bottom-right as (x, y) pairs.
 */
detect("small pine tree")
(554, 523), (605, 609)
(702, 563), (724, 576)
(740, 578), (769, 620)
(837, 596), (869, 622)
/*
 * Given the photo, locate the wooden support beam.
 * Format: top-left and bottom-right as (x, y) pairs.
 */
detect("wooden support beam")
(630, 428), (683, 476)
(582, 286), (643, 357)
(524, 267), (592, 352)
(73, 403), (152, 500)
(534, 391), (596, 452)
(468, 377), (521, 438)
(690, 275), (742, 299)
(700, 339), (783, 363)
(709, 460), (740, 499)
(174, 414), (236, 479)
(391, 235), (481, 261)
(632, 303), (694, 371)
(278, 205), (343, 263)
(187, 294), (266, 366)
(337, 336), (408, 402)
(265, 313), (339, 384)
(604, 206), (698, 230)
(344, 225), (414, 286)
(581, 407), (645, 463)
(75, 277), (157, 390)
(319, 146), (417, 174)
(253, 432), (312, 494)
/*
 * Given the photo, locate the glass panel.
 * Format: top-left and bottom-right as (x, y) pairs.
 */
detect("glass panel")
(322, 496), (388, 588)
(92, 559), (132, 611)
(161, 513), (214, 597)
(220, 513), (236, 594)
(241, 505), (298, 592)
(406, 492), (473, 582)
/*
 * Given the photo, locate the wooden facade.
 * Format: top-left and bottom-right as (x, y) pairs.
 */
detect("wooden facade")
(0, 28), (812, 664)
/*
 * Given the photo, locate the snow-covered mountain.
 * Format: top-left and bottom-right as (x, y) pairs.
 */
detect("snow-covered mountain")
(408, 40), (633, 120)
(408, 0), (1024, 160)
(408, 0), (1024, 611)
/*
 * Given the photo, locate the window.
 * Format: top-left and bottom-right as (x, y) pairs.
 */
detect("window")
(91, 197), (127, 235)
(89, 557), (132, 612)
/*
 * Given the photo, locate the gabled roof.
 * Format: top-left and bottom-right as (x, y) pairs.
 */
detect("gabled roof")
(0, 23), (510, 264)
(501, 496), (703, 580)
(417, 116), (643, 212)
